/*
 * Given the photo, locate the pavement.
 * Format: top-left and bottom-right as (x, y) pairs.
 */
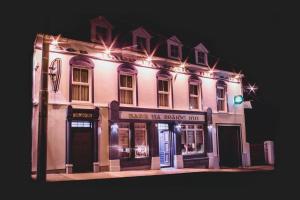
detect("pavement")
(31, 165), (274, 182)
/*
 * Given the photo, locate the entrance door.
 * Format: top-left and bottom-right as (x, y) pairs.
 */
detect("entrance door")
(158, 123), (172, 167)
(71, 127), (93, 172)
(218, 126), (242, 167)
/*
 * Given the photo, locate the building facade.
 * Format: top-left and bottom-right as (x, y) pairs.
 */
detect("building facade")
(31, 16), (251, 173)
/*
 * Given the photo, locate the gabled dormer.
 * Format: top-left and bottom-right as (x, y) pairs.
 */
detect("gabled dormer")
(132, 27), (152, 53)
(167, 36), (183, 60)
(90, 16), (113, 45)
(194, 43), (208, 65)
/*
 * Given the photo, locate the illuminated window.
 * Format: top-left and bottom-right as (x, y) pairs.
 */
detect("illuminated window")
(181, 124), (204, 154)
(71, 121), (92, 128)
(134, 123), (149, 158)
(119, 74), (134, 105)
(72, 68), (90, 101)
(158, 79), (170, 107)
(118, 123), (131, 158)
(216, 81), (227, 112)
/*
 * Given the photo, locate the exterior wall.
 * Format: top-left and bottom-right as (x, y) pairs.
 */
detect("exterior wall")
(211, 113), (251, 167)
(32, 44), (248, 172)
(99, 107), (109, 169)
(47, 105), (67, 170)
(172, 72), (189, 110)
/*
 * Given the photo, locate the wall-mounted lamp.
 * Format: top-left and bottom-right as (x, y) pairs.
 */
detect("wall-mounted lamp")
(111, 123), (119, 133)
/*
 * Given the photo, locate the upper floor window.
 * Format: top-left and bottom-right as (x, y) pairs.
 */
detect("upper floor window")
(157, 69), (173, 108)
(69, 55), (95, 103)
(158, 79), (170, 107)
(118, 63), (137, 106)
(216, 80), (227, 112)
(167, 36), (183, 60)
(96, 26), (108, 41)
(197, 51), (205, 64)
(136, 36), (147, 51)
(132, 27), (151, 53)
(120, 74), (134, 105)
(194, 43), (208, 65)
(90, 16), (113, 45)
(189, 75), (202, 110)
(72, 68), (90, 101)
(170, 45), (179, 58)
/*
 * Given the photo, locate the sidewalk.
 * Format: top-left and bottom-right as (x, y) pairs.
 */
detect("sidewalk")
(32, 165), (274, 182)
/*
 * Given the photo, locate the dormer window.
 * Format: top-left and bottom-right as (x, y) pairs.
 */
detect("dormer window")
(170, 45), (179, 58)
(136, 36), (147, 51)
(132, 27), (151, 53)
(167, 36), (183, 60)
(90, 16), (113, 45)
(96, 26), (108, 41)
(194, 43), (209, 65)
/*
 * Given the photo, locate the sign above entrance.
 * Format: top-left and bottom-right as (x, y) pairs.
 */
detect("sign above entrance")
(119, 111), (205, 122)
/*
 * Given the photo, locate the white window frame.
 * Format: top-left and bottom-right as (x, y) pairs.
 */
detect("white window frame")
(181, 124), (205, 155)
(216, 85), (227, 112)
(71, 67), (91, 103)
(119, 73), (136, 106)
(158, 77), (171, 108)
(189, 82), (201, 110)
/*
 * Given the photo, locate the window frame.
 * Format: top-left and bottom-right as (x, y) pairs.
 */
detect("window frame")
(196, 51), (206, 64)
(216, 81), (228, 112)
(181, 124), (205, 155)
(136, 36), (147, 51)
(157, 77), (171, 108)
(170, 44), (179, 58)
(134, 123), (149, 158)
(71, 67), (92, 102)
(119, 72), (137, 106)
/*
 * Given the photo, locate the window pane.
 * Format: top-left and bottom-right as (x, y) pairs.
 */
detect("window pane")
(137, 36), (146, 50)
(120, 75), (127, 87)
(190, 96), (199, 109)
(217, 100), (225, 111)
(81, 69), (88, 83)
(159, 93), (168, 107)
(96, 26), (108, 41)
(189, 84), (198, 95)
(73, 68), (80, 82)
(171, 45), (179, 57)
(72, 85), (80, 100)
(217, 87), (224, 98)
(120, 90), (133, 104)
(81, 85), (89, 101)
(127, 76), (133, 88)
(198, 52), (205, 63)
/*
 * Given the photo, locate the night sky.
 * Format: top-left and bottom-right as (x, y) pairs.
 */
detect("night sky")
(29, 2), (281, 143)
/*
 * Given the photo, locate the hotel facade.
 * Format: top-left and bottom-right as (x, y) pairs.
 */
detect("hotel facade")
(31, 16), (251, 173)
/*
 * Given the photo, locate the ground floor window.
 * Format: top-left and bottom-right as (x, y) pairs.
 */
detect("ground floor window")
(181, 124), (204, 154)
(118, 122), (149, 159)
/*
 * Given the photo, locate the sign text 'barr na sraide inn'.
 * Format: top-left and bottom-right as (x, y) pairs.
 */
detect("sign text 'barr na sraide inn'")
(119, 111), (205, 122)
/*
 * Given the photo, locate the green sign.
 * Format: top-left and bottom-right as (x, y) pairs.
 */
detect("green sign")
(234, 95), (244, 104)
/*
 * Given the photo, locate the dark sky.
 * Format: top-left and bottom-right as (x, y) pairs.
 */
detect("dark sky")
(29, 1), (282, 142)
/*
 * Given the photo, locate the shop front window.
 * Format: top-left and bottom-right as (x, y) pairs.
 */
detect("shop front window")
(118, 122), (149, 159)
(181, 124), (204, 154)
(118, 123), (131, 158)
(134, 123), (149, 158)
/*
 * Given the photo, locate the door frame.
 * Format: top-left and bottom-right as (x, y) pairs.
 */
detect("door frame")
(216, 124), (243, 167)
(158, 123), (174, 168)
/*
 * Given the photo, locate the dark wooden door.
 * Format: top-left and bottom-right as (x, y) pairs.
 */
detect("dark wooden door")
(218, 126), (242, 167)
(71, 128), (93, 172)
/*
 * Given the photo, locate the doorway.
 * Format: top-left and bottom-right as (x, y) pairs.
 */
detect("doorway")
(217, 125), (242, 167)
(71, 121), (94, 173)
(158, 123), (173, 167)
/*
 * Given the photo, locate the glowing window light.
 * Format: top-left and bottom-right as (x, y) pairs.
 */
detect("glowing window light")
(234, 95), (244, 104)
